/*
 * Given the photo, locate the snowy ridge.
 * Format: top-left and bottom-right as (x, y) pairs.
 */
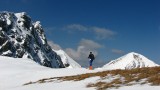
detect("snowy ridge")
(54, 49), (81, 68)
(103, 52), (159, 70)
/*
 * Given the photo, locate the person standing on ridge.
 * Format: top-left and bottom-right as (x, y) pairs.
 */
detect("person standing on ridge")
(88, 52), (95, 70)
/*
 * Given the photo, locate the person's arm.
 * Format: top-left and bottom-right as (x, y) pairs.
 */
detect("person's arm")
(88, 54), (90, 59)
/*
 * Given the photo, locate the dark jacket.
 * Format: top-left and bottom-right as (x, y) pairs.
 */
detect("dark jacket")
(88, 53), (95, 60)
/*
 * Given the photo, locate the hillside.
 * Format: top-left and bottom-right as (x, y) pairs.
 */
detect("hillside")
(55, 66), (160, 90)
(0, 56), (160, 90)
(0, 56), (89, 90)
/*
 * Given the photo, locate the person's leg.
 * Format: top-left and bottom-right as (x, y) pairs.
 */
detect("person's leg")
(89, 60), (93, 70)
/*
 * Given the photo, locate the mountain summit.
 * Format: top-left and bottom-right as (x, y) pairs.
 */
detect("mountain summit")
(103, 52), (159, 70)
(0, 11), (65, 68)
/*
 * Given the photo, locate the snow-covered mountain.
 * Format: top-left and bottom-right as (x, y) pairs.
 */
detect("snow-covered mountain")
(103, 52), (159, 70)
(0, 11), (64, 68)
(54, 49), (81, 68)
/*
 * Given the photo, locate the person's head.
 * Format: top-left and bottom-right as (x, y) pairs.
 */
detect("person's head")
(90, 52), (92, 54)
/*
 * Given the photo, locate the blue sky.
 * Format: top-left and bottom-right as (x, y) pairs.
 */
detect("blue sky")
(0, 0), (160, 67)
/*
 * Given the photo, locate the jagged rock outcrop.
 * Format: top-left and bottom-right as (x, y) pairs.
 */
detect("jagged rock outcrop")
(0, 11), (65, 68)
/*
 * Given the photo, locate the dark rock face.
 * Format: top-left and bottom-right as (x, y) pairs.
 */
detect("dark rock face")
(0, 11), (65, 68)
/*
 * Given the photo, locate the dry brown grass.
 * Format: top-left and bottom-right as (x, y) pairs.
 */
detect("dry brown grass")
(61, 66), (160, 89)
(24, 66), (160, 90)
(60, 66), (160, 81)
(148, 74), (160, 85)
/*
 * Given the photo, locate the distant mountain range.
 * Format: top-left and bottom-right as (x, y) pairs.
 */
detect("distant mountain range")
(103, 52), (159, 70)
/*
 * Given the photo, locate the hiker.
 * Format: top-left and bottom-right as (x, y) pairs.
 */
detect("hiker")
(88, 52), (95, 70)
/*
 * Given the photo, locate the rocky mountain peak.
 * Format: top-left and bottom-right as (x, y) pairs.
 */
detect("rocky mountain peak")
(0, 11), (65, 68)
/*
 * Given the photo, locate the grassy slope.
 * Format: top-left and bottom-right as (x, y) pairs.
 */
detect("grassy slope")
(24, 66), (160, 90)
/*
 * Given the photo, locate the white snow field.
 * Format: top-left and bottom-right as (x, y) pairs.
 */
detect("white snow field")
(0, 56), (94, 90)
(0, 56), (160, 90)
